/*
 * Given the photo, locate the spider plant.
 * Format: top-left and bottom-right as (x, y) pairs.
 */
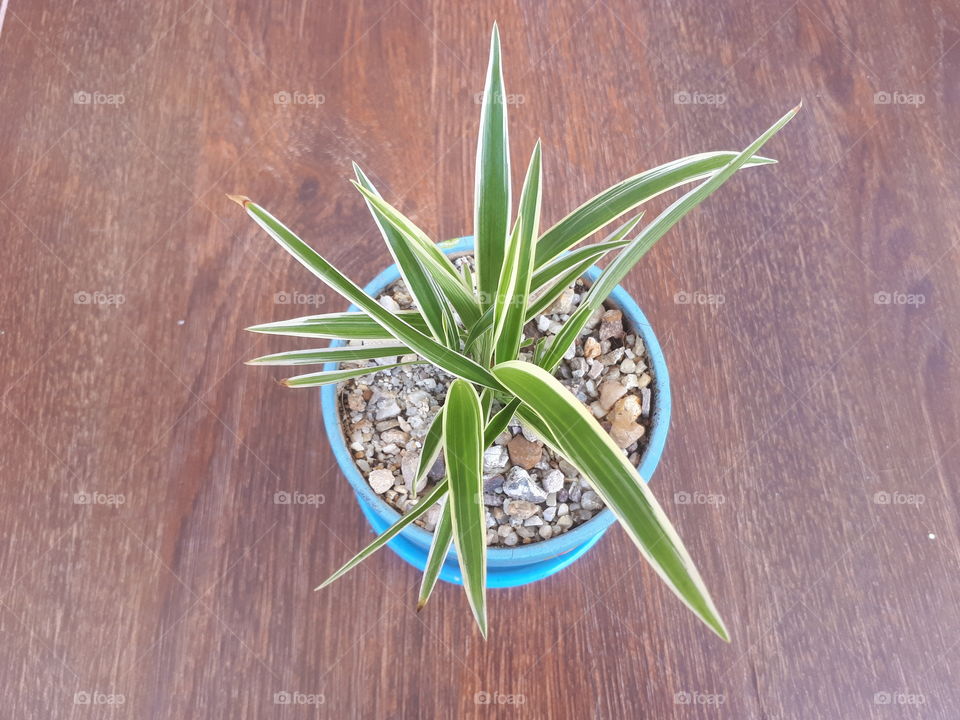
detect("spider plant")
(232, 23), (798, 640)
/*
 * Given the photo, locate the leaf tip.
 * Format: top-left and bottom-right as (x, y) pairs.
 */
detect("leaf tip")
(226, 193), (251, 208)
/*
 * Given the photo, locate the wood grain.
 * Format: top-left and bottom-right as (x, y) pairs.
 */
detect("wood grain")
(2, 0), (958, 717)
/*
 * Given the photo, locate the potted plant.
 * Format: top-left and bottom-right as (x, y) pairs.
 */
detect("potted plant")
(231, 24), (797, 639)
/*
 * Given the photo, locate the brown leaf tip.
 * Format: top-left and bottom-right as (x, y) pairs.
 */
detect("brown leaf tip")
(226, 193), (251, 208)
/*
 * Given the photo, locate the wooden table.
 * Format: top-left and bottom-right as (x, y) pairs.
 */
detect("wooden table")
(2, 1), (957, 717)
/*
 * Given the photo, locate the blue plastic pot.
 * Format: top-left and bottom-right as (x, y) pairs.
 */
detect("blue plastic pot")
(320, 236), (671, 588)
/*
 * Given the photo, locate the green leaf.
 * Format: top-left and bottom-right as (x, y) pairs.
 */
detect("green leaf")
(539, 105), (800, 371)
(493, 361), (729, 640)
(483, 398), (520, 447)
(246, 311), (428, 340)
(281, 361), (419, 388)
(246, 344), (410, 366)
(351, 181), (481, 327)
(496, 141), (542, 363)
(234, 198), (503, 390)
(462, 305), (494, 356)
(316, 481), (448, 589)
(411, 407), (444, 501)
(530, 214), (642, 291)
(417, 499), (452, 611)
(491, 214), (524, 360)
(443, 379), (487, 637)
(534, 151), (777, 267)
(474, 23), (511, 309)
(525, 216), (644, 320)
(353, 165), (458, 346)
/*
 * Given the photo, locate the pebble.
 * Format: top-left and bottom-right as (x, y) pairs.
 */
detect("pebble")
(542, 469), (565, 493)
(609, 394), (641, 424)
(368, 468), (395, 494)
(569, 357), (588, 378)
(556, 515), (574, 530)
(640, 387), (652, 418)
(598, 380), (628, 411)
(375, 397), (401, 420)
(507, 435), (542, 469)
(548, 288), (576, 315)
(484, 474), (504, 493)
(379, 294), (400, 312)
(587, 359), (605, 379)
(423, 503), (442, 531)
(598, 309), (624, 341)
(584, 306), (605, 330)
(502, 467), (548, 503)
(539, 525), (554, 540)
(428, 455), (445, 480)
(610, 422), (645, 449)
(543, 506), (558, 522)
(504, 499), (539, 519)
(483, 445), (509, 473)
(583, 337), (601, 359)
(581, 491), (603, 511)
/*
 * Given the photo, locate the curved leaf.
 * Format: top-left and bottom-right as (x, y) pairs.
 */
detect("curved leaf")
(493, 360), (729, 640)
(246, 311), (429, 340)
(540, 105), (800, 371)
(474, 23), (511, 308)
(246, 345), (409, 366)
(281, 361), (419, 388)
(417, 499), (452, 610)
(353, 164), (457, 345)
(233, 198), (503, 390)
(316, 481), (448, 589)
(535, 151), (777, 267)
(443, 379), (487, 637)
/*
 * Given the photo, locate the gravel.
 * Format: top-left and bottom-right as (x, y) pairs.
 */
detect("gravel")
(338, 269), (654, 545)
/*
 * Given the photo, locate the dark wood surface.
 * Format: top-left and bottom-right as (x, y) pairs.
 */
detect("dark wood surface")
(2, 1), (958, 717)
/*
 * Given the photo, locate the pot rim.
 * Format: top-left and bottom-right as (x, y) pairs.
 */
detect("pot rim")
(320, 236), (671, 561)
